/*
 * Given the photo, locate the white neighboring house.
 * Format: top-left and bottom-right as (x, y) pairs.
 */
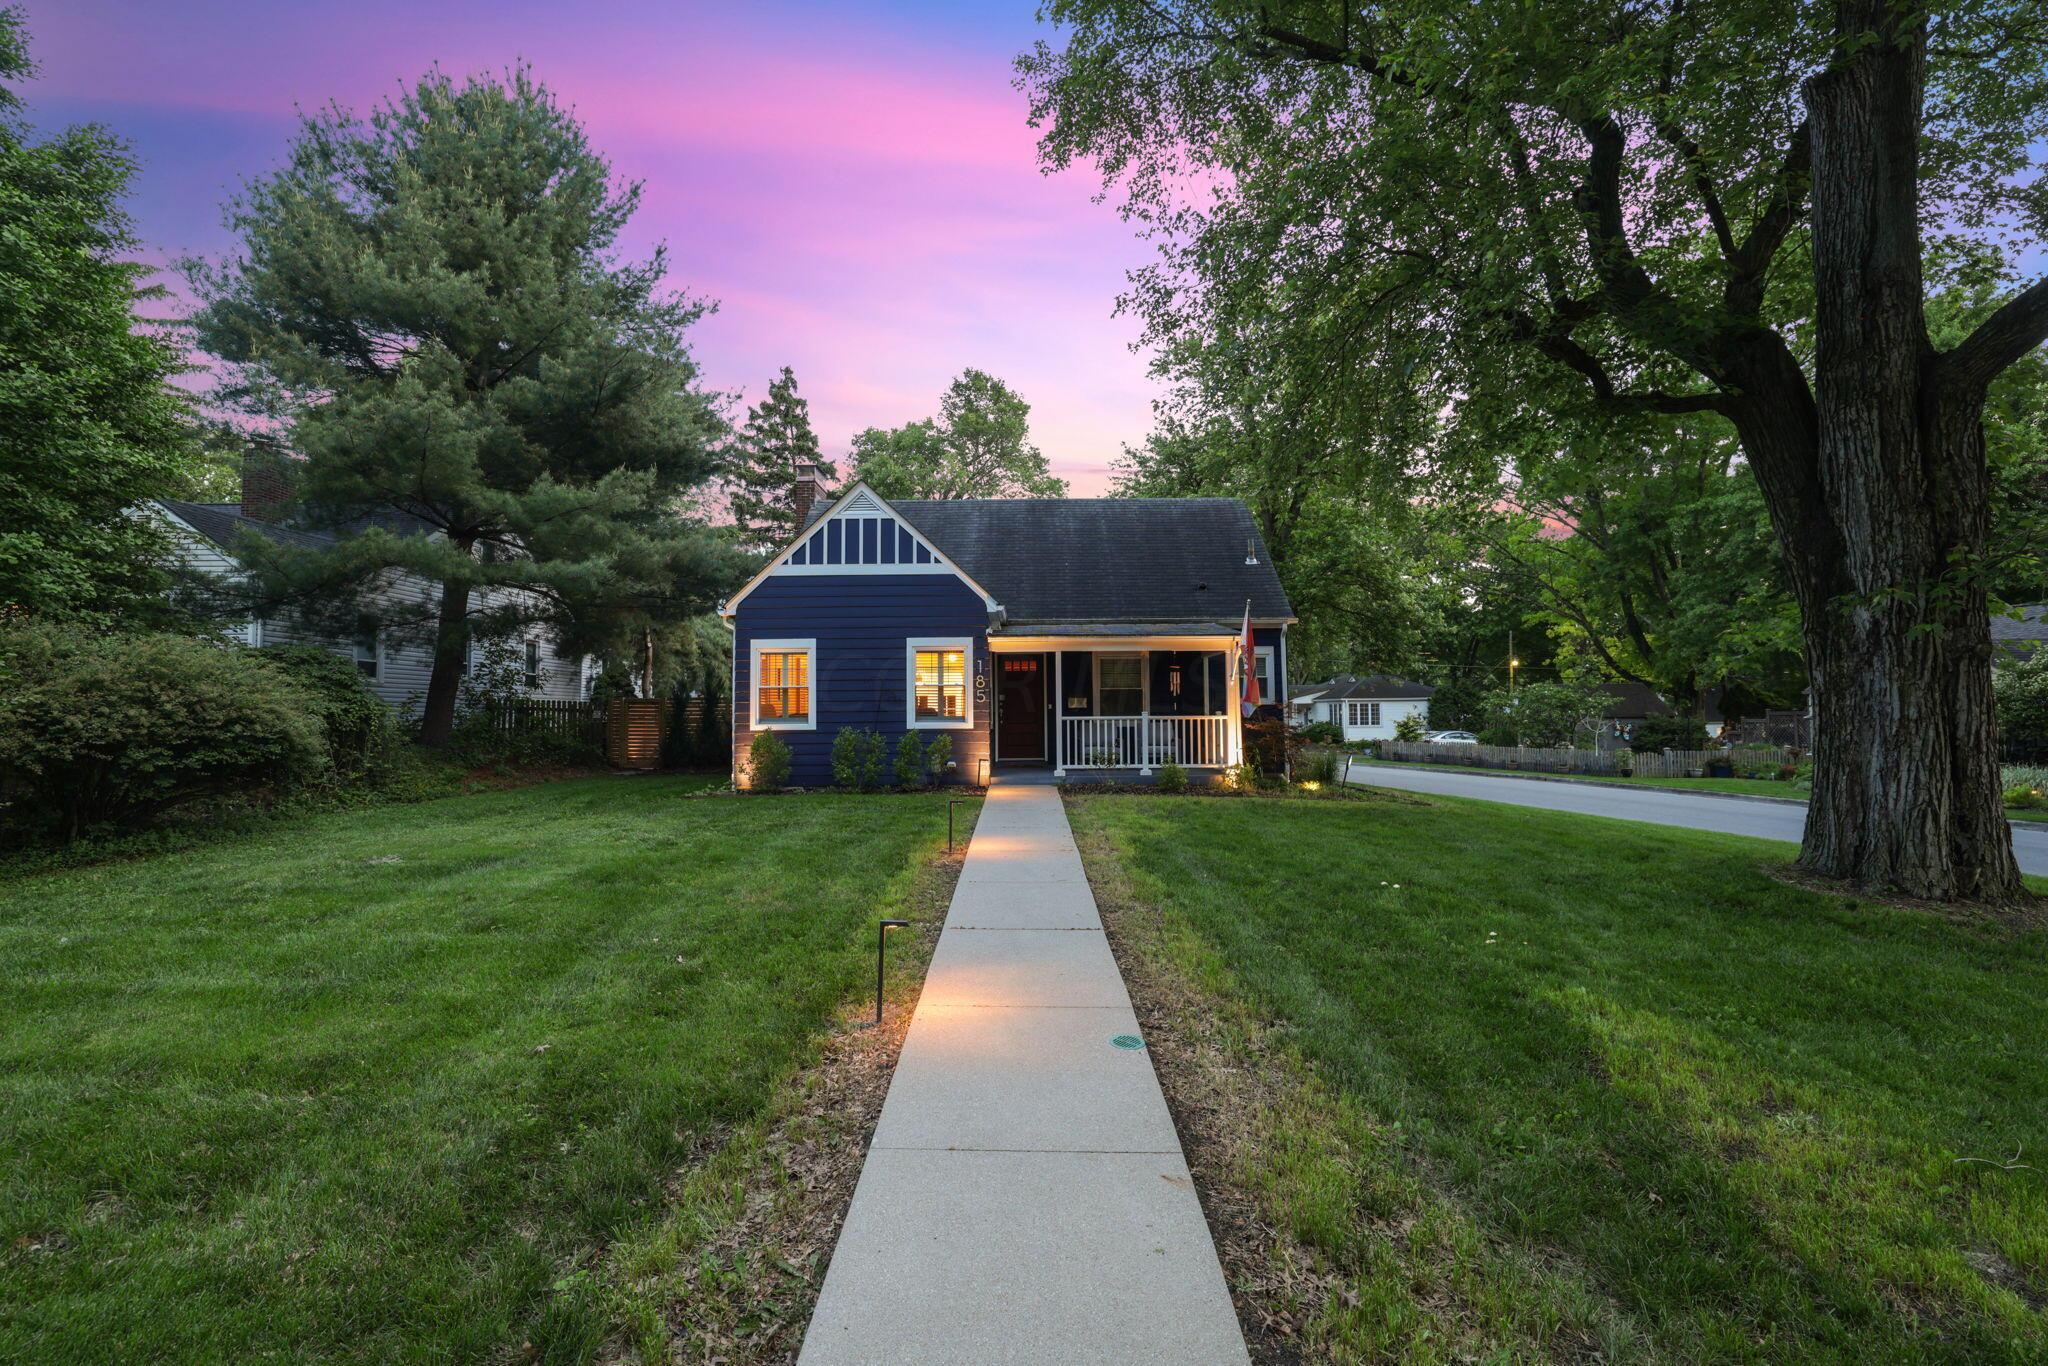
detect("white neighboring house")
(1290, 674), (1436, 741)
(154, 489), (593, 716)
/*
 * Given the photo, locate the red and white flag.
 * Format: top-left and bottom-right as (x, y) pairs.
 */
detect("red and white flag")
(1240, 600), (1260, 716)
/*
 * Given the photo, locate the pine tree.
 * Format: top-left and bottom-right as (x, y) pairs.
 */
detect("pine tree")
(725, 367), (834, 553)
(0, 10), (194, 623)
(190, 65), (736, 745)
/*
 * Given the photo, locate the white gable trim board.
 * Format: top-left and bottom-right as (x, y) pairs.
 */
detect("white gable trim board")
(720, 481), (1001, 614)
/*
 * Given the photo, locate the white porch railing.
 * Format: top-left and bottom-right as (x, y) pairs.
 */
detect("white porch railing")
(1061, 715), (1232, 770)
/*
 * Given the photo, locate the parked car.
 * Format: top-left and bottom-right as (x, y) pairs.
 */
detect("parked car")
(1426, 730), (1478, 744)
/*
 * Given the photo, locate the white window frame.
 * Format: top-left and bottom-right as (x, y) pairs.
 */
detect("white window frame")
(354, 628), (381, 681)
(1346, 700), (1381, 728)
(751, 637), (817, 731)
(1094, 652), (1145, 717)
(522, 639), (541, 691)
(905, 636), (974, 729)
(1252, 646), (1274, 702)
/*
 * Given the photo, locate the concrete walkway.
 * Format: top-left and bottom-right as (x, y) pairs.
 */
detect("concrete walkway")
(799, 783), (1248, 1365)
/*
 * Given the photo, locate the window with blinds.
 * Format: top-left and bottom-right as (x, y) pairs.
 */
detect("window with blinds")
(913, 648), (966, 721)
(758, 649), (811, 722)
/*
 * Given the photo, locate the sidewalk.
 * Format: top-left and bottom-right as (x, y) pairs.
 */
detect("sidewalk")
(798, 782), (1248, 1365)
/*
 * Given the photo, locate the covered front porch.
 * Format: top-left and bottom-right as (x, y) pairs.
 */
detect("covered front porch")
(988, 627), (1249, 777)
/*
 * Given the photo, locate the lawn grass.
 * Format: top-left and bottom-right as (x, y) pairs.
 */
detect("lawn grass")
(0, 776), (972, 1364)
(1068, 791), (2048, 1362)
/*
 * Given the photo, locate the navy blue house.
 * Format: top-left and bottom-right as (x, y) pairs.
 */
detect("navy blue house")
(720, 470), (1295, 787)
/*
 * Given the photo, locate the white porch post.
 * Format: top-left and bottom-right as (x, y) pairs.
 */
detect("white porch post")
(1053, 650), (1066, 777)
(1227, 645), (1242, 767)
(1138, 648), (1152, 774)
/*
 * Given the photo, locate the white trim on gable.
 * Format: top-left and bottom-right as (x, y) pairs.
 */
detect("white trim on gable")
(719, 480), (1002, 617)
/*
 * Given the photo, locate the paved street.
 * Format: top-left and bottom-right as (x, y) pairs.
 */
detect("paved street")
(1342, 762), (2048, 877)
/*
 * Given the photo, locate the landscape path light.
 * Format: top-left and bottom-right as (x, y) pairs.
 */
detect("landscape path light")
(873, 919), (910, 1026)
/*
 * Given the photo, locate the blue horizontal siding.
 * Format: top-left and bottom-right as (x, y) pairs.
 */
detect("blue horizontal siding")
(1254, 625), (1287, 709)
(733, 574), (990, 786)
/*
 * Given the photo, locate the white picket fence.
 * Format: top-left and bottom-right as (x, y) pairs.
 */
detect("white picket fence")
(1630, 748), (1726, 778)
(1377, 740), (1799, 779)
(1378, 740), (1630, 774)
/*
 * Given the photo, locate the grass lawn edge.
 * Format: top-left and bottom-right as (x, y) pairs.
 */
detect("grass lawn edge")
(1063, 792), (1632, 1362)
(598, 805), (977, 1364)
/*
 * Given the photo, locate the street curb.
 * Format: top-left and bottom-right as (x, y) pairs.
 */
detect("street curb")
(1340, 759), (2048, 829)
(1339, 758), (1808, 806)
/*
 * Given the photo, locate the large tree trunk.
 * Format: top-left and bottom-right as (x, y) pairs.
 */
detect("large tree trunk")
(1782, 11), (2024, 902)
(418, 576), (472, 748)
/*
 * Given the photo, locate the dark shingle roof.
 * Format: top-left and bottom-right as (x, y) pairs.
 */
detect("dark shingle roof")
(159, 501), (337, 553)
(1994, 605), (2048, 659)
(1594, 682), (1725, 722)
(885, 498), (1293, 624)
(1295, 674), (1436, 702)
(159, 501), (439, 557)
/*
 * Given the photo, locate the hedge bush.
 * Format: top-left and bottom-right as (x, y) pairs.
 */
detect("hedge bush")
(893, 732), (929, 789)
(0, 625), (328, 842)
(926, 733), (954, 784)
(1994, 657), (2048, 752)
(831, 726), (887, 790)
(1631, 712), (1712, 753)
(257, 644), (396, 778)
(747, 731), (792, 791)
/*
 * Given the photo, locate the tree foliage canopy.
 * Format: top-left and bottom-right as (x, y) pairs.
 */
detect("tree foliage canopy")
(189, 65), (740, 740)
(0, 8), (195, 623)
(851, 369), (1067, 499)
(1488, 416), (1801, 712)
(1022, 0), (2048, 901)
(725, 366), (833, 554)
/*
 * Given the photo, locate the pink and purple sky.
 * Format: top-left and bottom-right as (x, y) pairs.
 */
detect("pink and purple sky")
(25, 0), (1155, 494)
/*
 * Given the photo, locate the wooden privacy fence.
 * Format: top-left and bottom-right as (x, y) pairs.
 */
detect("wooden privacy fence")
(1720, 710), (1813, 747)
(478, 697), (606, 748)
(606, 699), (668, 769)
(1379, 740), (1632, 774)
(473, 696), (731, 770)
(604, 697), (731, 770)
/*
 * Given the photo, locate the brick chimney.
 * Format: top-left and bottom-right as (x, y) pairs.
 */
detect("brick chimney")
(240, 452), (295, 522)
(791, 461), (822, 528)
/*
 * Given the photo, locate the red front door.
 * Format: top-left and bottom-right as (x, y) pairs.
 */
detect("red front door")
(998, 656), (1046, 759)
